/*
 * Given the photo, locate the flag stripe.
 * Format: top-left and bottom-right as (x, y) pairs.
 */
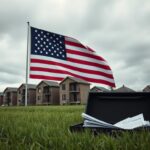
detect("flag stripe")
(30, 74), (63, 81)
(65, 40), (86, 49)
(67, 57), (111, 70)
(65, 44), (104, 59)
(67, 53), (108, 66)
(30, 66), (115, 83)
(30, 55), (112, 74)
(65, 44), (91, 54)
(66, 49), (105, 61)
(30, 57), (113, 78)
(65, 44), (106, 62)
(30, 73), (115, 87)
(65, 37), (94, 52)
(86, 46), (95, 52)
(65, 41), (106, 62)
(65, 36), (80, 43)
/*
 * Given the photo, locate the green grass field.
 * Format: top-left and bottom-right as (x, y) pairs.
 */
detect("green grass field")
(0, 106), (150, 150)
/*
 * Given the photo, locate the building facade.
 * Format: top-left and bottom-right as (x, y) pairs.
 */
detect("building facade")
(0, 92), (3, 106)
(3, 88), (17, 106)
(143, 85), (150, 92)
(36, 80), (59, 105)
(113, 85), (135, 92)
(17, 84), (36, 105)
(59, 76), (90, 105)
(90, 86), (110, 92)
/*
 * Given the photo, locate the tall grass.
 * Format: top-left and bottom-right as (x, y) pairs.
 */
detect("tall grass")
(0, 106), (150, 150)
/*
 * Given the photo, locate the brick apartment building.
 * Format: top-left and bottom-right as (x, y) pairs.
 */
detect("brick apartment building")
(90, 86), (110, 92)
(3, 87), (17, 106)
(17, 84), (36, 105)
(113, 85), (135, 92)
(59, 76), (90, 104)
(36, 80), (59, 105)
(0, 92), (3, 105)
(143, 85), (150, 92)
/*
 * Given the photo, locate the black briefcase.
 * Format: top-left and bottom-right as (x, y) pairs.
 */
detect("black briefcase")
(70, 92), (150, 133)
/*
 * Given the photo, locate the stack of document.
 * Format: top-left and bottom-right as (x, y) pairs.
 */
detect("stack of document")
(82, 113), (150, 129)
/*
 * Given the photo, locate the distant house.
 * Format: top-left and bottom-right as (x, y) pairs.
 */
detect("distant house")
(114, 85), (135, 92)
(0, 92), (3, 106)
(90, 86), (110, 92)
(59, 76), (90, 105)
(17, 84), (36, 105)
(36, 80), (59, 105)
(143, 85), (150, 92)
(3, 87), (18, 106)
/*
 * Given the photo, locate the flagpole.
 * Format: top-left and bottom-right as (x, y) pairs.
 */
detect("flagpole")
(25, 22), (30, 106)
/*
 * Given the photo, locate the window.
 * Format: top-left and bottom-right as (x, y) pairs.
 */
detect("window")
(38, 96), (40, 100)
(43, 86), (49, 93)
(62, 84), (66, 90)
(70, 83), (77, 91)
(62, 94), (66, 100)
(38, 88), (41, 93)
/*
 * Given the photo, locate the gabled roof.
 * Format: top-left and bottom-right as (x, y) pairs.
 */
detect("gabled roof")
(18, 84), (37, 90)
(90, 86), (110, 92)
(3, 87), (18, 93)
(114, 85), (135, 92)
(37, 80), (59, 87)
(59, 76), (90, 85)
(143, 85), (150, 92)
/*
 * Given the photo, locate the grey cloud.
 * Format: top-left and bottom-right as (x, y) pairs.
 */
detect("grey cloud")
(0, 0), (150, 91)
(123, 44), (150, 66)
(0, 72), (23, 84)
(0, 63), (25, 76)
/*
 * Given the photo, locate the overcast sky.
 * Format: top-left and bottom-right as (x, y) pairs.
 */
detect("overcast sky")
(0, 0), (150, 91)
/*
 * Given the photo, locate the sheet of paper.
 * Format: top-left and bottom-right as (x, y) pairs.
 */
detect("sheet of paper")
(114, 114), (150, 129)
(82, 113), (118, 128)
(83, 120), (118, 128)
(82, 113), (150, 129)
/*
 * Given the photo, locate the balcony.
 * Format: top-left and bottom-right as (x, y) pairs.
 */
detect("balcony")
(69, 83), (80, 93)
(69, 90), (80, 93)
(43, 86), (50, 95)
(69, 100), (80, 104)
(69, 93), (80, 104)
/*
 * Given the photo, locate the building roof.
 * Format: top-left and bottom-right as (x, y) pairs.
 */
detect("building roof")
(3, 87), (18, 93)
(37, 80), (59, 87)
(18, 84), (37, 90)
(143, 85), (150, 92)
(90, 86), (110, 92)
(113, 85), (135, 92)
(60, 76), (90, 85)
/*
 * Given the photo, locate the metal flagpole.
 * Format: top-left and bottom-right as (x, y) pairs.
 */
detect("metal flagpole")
(25, 22), (30, 106)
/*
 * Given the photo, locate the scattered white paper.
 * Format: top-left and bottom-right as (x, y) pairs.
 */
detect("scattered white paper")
(114, 114), (150, 129)
(82, 113), (114, 127)
(82, 113), (150, 130)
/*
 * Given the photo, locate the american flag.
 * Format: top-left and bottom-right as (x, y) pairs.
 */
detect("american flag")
(30, 27), (115, 87)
